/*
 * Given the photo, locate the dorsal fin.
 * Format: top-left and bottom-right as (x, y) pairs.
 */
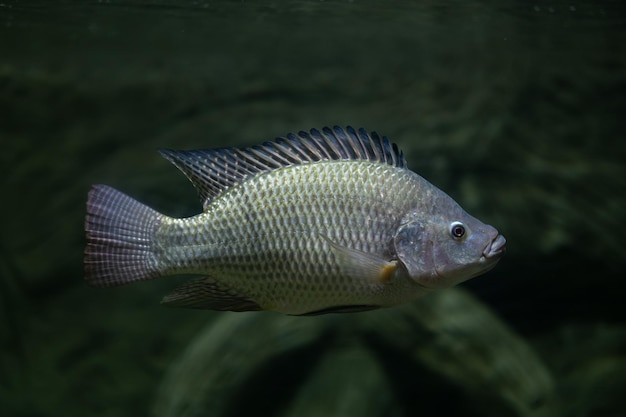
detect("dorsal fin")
(159, 125), (406, 210)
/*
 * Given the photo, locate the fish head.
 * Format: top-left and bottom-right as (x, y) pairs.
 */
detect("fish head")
(394, 203), (506, 290)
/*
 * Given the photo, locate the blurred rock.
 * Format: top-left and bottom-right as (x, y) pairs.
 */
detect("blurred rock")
(154, 289), (555, 417)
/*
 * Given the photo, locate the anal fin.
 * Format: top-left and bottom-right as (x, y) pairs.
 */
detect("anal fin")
(161, 276), (261, 312)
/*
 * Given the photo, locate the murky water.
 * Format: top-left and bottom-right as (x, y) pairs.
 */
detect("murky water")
(1, 1), (625, 416)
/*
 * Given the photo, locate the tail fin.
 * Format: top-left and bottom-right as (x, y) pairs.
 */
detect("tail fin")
(85, 185), (164, 287)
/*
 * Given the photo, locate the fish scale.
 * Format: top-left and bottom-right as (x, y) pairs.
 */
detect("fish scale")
(85, 126), (505, 315)
(153, 161), (417, 313)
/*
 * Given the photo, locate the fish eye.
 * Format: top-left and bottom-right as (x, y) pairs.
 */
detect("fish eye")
(450, 222), (466, 240)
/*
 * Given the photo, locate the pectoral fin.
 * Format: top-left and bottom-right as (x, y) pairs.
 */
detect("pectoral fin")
(321, 236), (398, 284)
(161, 276), (261, 312)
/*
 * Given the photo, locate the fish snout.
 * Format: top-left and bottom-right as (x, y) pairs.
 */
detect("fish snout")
(483, 234), (506, 259)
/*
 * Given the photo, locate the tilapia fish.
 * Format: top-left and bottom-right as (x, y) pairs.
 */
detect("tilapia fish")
(85, 126), (505, 315)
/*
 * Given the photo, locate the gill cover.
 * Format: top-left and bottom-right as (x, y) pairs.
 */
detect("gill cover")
(393, 221), (434, 280)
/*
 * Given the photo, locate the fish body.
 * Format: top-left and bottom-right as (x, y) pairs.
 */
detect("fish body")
(85, 126), (505, 315)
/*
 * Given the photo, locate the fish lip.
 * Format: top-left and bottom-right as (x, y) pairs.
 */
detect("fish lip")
(430, 234), (506, 286)
(483, 234), (506, 259)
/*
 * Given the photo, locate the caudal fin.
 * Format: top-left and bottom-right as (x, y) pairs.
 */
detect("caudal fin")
(85, 185), (164, 287)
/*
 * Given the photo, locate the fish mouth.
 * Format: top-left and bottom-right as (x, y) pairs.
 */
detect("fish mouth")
(428, 234), (506, 287)
(482, 234), (506, 259)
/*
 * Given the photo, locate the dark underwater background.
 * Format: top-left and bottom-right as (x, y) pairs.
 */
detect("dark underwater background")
(1, 1), (625, 416)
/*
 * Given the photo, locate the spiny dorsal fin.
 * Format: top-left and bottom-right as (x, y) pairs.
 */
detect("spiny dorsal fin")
(159, 126), (406, 210)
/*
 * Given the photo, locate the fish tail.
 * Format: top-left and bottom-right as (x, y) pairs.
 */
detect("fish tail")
(85, 184), (164, 287)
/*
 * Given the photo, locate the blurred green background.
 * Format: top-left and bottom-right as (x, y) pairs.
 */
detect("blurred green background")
(1, 1), (625, 416)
